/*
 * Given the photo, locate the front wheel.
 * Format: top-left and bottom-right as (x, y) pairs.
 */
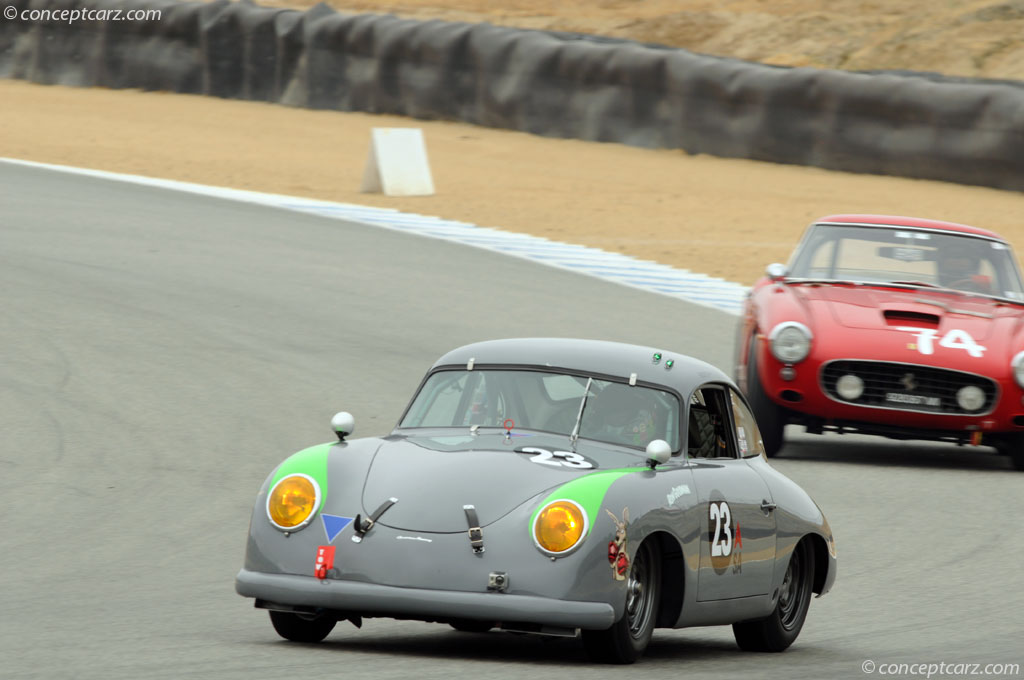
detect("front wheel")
(733, 539), (813, 652)
(994, 434), (1024, 471)
(269, 610), (337, 643)
(746, 336), (785, 457)
(581, 540), (661, 664)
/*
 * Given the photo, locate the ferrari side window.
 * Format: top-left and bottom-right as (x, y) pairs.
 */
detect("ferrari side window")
(807, 238), (836, 279)
(729, 390), (767, 459)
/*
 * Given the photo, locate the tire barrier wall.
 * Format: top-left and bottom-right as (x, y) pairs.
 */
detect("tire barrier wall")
(3, 0), (1024, 191)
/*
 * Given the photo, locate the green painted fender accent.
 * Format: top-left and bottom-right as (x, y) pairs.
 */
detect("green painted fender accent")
(270, 442), (333, 503)
(531, 469), (638, 537)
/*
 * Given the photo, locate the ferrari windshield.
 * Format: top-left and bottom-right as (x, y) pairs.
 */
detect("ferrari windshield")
(788, 224), (1024, 301)
(400, 368), (681, 451)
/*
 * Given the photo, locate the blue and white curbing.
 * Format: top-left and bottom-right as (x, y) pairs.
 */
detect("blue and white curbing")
(2, 157), (748, 315)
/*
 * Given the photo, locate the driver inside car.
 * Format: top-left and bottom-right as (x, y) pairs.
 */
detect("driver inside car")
(584, 385), (657, 447)
(936, 245), (992, 293)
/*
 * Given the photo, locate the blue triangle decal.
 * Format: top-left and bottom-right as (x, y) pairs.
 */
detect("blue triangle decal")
(321, 514), (354, 543)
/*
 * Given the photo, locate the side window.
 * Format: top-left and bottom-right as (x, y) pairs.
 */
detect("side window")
(729, 389), (766, 459)
(807, 238), (835, 278)
(687, 387), (736, 459)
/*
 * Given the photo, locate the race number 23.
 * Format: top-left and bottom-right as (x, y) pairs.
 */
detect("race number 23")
(709, 501), (732, 557)
(516, 447), (594, 469)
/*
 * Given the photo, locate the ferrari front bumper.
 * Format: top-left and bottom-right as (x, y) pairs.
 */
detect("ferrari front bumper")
(236, 568), (616, 629)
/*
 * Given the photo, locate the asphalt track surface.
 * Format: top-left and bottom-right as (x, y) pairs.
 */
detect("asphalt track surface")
(2, 163), (1022, 680)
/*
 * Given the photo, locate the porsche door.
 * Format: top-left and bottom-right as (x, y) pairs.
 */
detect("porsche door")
(688, 385), (777, 601)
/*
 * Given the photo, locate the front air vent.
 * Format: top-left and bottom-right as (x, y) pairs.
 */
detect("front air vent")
(883, 310), (940, 326)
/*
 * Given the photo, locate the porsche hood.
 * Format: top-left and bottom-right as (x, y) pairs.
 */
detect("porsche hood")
(360, 433), (640, 533)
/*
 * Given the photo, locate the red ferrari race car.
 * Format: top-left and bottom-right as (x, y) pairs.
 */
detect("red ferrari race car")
(735, 214), (1024, 469)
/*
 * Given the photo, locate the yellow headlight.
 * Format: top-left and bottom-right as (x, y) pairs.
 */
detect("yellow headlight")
(266, 474), (320, 531)
(533, 500), (587, 554)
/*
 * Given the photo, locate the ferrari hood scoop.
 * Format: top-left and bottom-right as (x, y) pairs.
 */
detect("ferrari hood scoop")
(883, 309), (940, 326)
(360, 434), (600, 533)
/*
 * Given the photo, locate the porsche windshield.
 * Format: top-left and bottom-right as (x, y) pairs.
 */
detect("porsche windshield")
(400, 369), (681, 451)
(788, 224), (1024, 301)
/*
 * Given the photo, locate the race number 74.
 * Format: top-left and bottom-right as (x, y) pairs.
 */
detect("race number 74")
(895, 327), (986, 358)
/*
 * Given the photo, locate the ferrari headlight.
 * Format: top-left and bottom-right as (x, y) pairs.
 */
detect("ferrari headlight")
(1013, 351), (1024, 389)
(533, 500), (587, 555)
(956, 386), (986, 412)
(266, 474), (321, 531)
(769, 322), (813, 364)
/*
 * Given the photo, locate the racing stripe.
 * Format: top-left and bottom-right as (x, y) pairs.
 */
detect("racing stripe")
(531, 468), (637, 537)
(270, 442), (332, 502)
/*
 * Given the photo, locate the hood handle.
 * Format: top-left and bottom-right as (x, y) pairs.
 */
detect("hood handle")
(463, 505), (485, 555)
(352, 497), (398, 543)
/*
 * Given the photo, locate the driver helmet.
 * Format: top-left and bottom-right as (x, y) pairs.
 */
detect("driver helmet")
(936, 241), (983, 287)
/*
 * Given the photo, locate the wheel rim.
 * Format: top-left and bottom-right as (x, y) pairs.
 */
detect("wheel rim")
(777, 545), (807, 630)
(625, 543), (656, 638)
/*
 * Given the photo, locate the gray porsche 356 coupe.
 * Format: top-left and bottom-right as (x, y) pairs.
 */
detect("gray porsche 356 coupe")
(236, 338), (836, 663)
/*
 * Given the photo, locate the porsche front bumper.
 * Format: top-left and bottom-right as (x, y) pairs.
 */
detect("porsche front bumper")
(235, 568), (616, 629)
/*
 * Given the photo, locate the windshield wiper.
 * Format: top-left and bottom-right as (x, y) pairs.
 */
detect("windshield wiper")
(884, 281), (997, 305)
(887, 280), (939, 288)
(786, 278), (861, 286)
(569, 377), (593, 450)
(913, 298), (993, 318)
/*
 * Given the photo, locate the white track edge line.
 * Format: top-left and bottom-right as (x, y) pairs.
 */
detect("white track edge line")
(1, 157), (748, 315)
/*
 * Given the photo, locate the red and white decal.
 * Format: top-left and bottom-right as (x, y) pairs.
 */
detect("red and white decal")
(314, 545), (336, 579)
(606, 508), (630, 582)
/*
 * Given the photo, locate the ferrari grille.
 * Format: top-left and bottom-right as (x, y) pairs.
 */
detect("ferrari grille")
(821, 360), (997, 415)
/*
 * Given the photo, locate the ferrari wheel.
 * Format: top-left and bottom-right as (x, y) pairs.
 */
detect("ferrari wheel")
(1012, 453), (1024, 472)
(746, 336), (785, 457)
(994, 434), (1024, 471)
(269, 610), (336, 643)
(733, 539), (813, 652)
(582, 540), (661, 664)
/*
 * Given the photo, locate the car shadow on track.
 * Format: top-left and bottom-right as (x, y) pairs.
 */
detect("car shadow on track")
(249, 625), (742, 666)
(776, 430), (1013, 472)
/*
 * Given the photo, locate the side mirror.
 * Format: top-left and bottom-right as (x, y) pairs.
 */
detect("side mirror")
(331, 411), (355, 441)
(645, 439), (671, 468)
(766, 263), (788, 281)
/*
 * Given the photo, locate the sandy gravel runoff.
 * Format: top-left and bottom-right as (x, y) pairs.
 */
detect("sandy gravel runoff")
(4, 78), (1024, 286)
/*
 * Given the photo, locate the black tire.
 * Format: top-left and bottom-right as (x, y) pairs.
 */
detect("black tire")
(582, 540), (661, 664)
(269, 610), (336, 643)
(994, 434), (1024, 471)
(448, 619), (495, 633)
(733, 539), (813, 652)
(746, 336), (785, 457)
